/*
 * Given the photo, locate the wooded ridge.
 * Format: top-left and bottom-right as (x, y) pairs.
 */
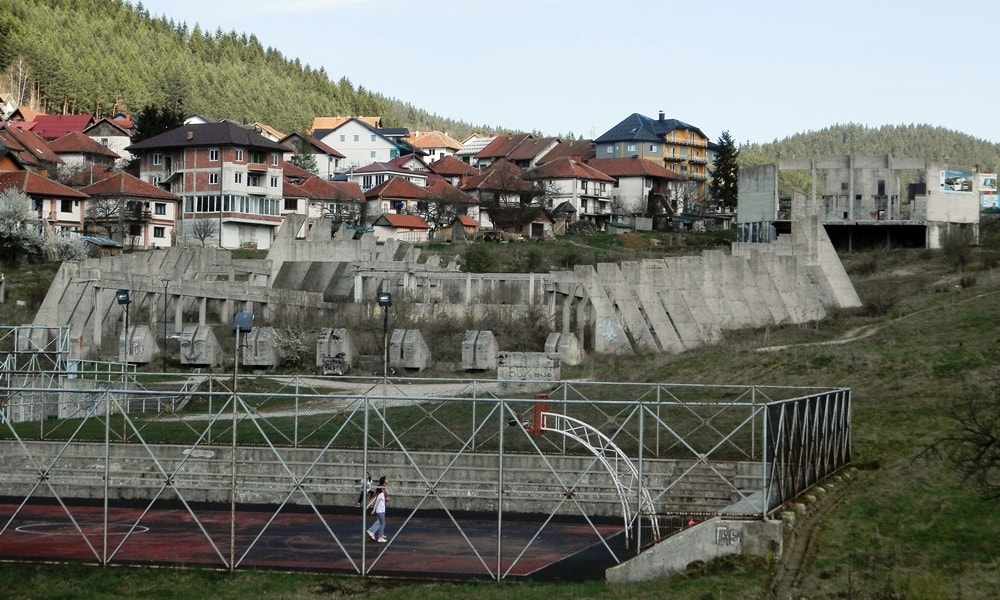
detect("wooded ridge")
(2, 0), (1000, 171)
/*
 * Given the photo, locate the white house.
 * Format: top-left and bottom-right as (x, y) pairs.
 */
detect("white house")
(311, 117), (406, 172)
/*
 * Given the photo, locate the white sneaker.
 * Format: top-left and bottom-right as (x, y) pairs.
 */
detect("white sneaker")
(367, 531), (375, 541)
(377, 537), (387, 543)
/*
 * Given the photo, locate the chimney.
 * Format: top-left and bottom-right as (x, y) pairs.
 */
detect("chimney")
(658, 111), (665, 122)
(186, 130), (194, 140)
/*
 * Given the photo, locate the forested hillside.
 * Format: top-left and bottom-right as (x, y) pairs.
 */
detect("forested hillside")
(0, 0), (492, 137)
(740, 122), (1000, 172)
(3, 0), (1000, 170)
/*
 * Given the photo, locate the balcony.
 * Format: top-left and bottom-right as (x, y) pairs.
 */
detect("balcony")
(247, 163), (268, 173)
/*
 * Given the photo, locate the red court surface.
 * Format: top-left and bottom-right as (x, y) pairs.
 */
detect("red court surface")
(0, 499), (629, 581)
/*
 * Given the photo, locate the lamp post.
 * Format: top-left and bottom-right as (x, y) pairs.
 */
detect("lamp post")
(230, 311), (254, 571)
(115, 289), (131, 361)
(160, 277), (170, 370)
(377, 291), (392, 383)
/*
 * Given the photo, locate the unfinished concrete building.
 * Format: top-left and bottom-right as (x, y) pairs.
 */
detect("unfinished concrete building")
(738, 155), (982, 250)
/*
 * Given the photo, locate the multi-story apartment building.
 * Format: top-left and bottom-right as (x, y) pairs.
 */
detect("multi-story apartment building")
(128, 122), (288, 249)
(594, 111), (710, 199)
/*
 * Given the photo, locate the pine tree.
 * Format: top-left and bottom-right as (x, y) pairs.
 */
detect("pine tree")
(709, 130), (739, 210)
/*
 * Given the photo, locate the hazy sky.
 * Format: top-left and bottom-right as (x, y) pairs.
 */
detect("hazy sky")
(134, 0), (1000, 145)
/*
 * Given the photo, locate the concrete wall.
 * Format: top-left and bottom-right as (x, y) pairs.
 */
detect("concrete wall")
(0, 441), (764, 518)
(31, 212), (862, 360)
(606, 517), (782, 583)
(736, 164), (778, 224)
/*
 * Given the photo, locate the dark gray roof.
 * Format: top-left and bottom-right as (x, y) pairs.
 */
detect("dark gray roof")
(594, 113), (707, 144)
(127, 122), (287, 152)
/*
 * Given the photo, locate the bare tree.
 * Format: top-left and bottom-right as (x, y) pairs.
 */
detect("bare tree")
(419, 186), (471, 229)
(190, 218), (217, 247)
(928, 372), (1000, 500)
(4, 56), (32, 108)
(85, 196), (126, 240)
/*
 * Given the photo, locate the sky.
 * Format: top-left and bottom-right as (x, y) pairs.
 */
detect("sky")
(134, 0), (1000, 145)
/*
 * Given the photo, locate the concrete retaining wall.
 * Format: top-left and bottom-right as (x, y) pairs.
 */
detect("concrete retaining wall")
(0, 441), (764, 518)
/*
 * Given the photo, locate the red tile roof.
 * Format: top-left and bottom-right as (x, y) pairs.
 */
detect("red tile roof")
(425, 179), (477, 204)
(79, 172), (179, 200)
(364, 176), (430, 200)
(376, 213), (430, 229)
(429, 154), (479, 177)
(525, 157), (615, 182)
(506, 137), (558, 162)
(30, 114), (95, 140)
(456, 214), (478, 227)
(0, 170), (88, 198)
(539, 139), (596, 163)
(298, 176), (365, 202)
(406, 130), (463, 151)
(586, 157), (682, 180)
(0, 123), (62, 167)
(476, 133), (532, 159)
(461, 159), (533, 193)
(49, 130), (120, 158)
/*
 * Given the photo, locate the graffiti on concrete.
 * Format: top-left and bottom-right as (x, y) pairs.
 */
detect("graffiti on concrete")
(715, 524), (742, 546)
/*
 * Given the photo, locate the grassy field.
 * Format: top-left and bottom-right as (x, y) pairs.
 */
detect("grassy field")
(1, 227), (999, 599)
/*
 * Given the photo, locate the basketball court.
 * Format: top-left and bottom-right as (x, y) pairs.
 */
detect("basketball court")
(0, 497), (628, 580)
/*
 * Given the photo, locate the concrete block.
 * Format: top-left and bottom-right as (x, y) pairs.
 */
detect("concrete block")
(461, 330), (498, 371)
(178, 325), (222, 367)
(119, 325), (158, 364)
(497, 352), (560, 391)
(544, 333), (584, 366)
(316, 328), (358, 374)
(389, 329), (431, 371)
(242, 327), (280, 368)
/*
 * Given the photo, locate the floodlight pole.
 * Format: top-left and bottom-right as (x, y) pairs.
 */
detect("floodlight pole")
(230, 311), (253, 572)
(160, 277), (170, 370)
(116, 289), (131, 362)
(377, 292), (392, 386)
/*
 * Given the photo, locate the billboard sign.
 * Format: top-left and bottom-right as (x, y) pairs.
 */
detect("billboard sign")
(979, 173), (997, 193)
(940, 170), (974, 193)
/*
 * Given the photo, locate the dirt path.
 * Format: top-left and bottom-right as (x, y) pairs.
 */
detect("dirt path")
(766, 468), (861, 599)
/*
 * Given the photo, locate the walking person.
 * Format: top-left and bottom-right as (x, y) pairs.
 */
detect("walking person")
(354, 472), (372, 508)
(366, 476), (389, 543)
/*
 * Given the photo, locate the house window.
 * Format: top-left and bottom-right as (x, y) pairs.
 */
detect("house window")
(371, 134), (376, 142)
(353, 135), (359, 142)
(154, 202), (166, 215)
(270, 176), (278, 187)
(581, 181), (588, 193)
(649, 144), (658, 152)
(626, 144), (636, 153)
(100, 137), (109, 147)
(370, 151), (376, 159)
(605, 146), (613, 154)
(234, 172), (243, 184)
(271, 153), (279, 166)
(235, 149), (244, 162)
(209, 172), (219, 184)
(340, 134), (346, 142)
(284, 198), (297, 211)
(60, 199), (73, 213)
(151, 175), (161, 186)
(248, 174), (262, 187)
(363, 175), (373, 189)
(152, 153), (163, 165)
(209, 148), (219, 161)
(153, 226), (165, 238)
(600, 182), (606, 192)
